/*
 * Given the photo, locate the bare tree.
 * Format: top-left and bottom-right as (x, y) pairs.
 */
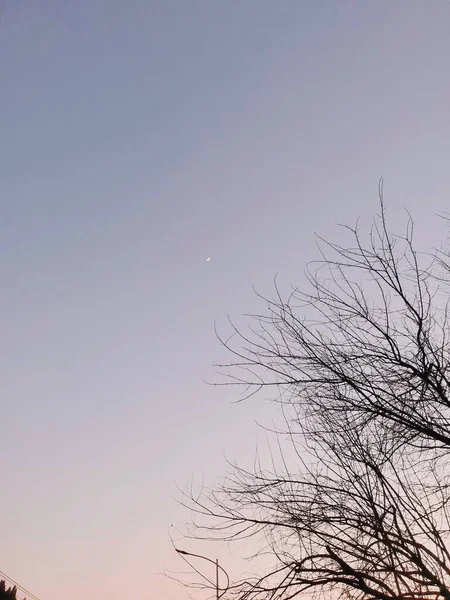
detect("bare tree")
(181, 183), (450, 600)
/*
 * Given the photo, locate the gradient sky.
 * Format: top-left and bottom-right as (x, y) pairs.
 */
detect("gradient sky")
(2, 2), (450, 599)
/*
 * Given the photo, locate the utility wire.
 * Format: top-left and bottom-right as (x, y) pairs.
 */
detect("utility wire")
(0, 569), (42, 600)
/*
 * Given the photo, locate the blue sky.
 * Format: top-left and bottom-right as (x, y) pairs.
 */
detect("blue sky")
(2, 2), (450, 599)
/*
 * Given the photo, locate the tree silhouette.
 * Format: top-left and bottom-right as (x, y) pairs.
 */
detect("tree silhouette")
(183, 184), (450, 600)
(0, 581), (17, 599)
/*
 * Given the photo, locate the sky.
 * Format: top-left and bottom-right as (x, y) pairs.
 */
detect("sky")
(2, 1), (450, 599)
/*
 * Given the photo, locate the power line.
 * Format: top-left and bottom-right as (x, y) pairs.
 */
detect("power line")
(0, 569), (41, 600)
(0, 569), (42, 600)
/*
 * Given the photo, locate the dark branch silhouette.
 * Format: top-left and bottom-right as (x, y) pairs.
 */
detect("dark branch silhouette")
(0, 581), (18, 600)
(181, 183), (450, 600)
